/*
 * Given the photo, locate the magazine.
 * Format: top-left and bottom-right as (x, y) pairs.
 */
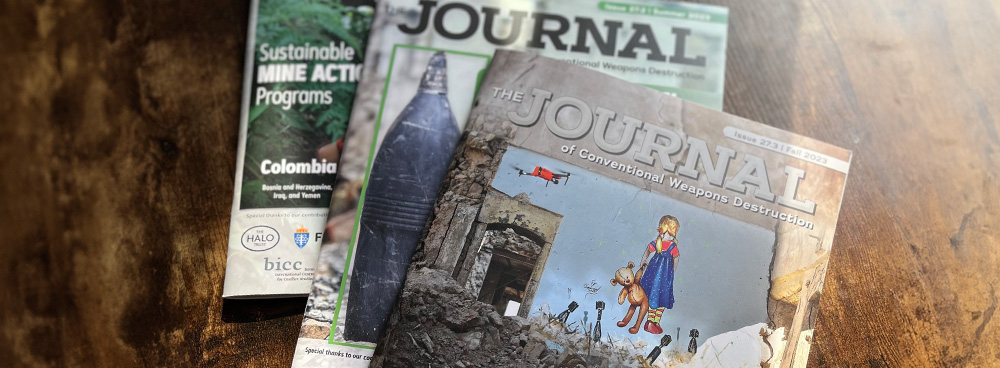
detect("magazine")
(222, 0), (374, 298)
(372, 50), (852, 367)
(292, 0), (729, 365)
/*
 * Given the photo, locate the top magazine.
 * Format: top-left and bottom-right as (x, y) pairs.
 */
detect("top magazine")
(292, 0), (729, 366)
(373, 50), (851, 367)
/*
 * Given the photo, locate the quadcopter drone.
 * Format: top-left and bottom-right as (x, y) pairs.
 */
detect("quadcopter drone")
(515, 165), (572, 186)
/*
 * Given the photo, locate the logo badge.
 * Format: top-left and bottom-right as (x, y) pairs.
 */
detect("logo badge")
(293, 225), (310, 249)
(241, 226), (280, 252)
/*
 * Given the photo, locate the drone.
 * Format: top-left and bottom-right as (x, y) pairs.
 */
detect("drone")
(515, 165), (572, 186)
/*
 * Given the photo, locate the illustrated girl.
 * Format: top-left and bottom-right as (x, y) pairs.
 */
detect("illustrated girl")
(638, 215), (680, 334)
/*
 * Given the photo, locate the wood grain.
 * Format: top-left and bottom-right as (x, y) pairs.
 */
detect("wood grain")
(0, 0), (998, 366)
(715, 0), (1000, 366)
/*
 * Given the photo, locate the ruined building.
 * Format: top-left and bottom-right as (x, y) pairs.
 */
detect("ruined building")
(447, 188), (563, 317)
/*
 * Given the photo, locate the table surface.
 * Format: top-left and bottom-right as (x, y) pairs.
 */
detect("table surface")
(2, 0), (999, 366)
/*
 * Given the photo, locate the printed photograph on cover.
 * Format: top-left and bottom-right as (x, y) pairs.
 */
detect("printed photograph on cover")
(371, 50), (851, 367)
(492, 147), (775, 347)
(222, 0), (373, 299)
(297, 47), (490, 347)
(239, 0), (372, 210)
(455, 145), (779, 365)
(340, 47), (489, 343)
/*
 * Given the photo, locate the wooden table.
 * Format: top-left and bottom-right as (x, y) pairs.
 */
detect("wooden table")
(1, 0), (998, 366)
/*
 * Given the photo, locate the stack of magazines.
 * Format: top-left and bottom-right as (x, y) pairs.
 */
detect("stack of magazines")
(220, 0), (852, 367)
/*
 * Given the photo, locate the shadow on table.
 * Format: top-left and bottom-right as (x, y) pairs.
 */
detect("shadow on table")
(222, 297), (308, 323)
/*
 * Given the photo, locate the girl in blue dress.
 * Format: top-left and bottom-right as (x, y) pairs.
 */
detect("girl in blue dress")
(639, 215), (680, 334)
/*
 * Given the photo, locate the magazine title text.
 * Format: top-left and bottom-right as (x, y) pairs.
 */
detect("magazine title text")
(398, 0), (707, 66)
(496, 87), (819, 219)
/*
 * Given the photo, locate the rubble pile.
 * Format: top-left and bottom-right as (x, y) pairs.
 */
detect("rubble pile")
(375, 269), (699, 367)
(299, 240), (349, 339)
(376, 267), (582, 367)
(491, 227), (542, 258)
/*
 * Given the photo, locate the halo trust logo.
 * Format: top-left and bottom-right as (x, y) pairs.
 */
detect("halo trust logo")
(241, 225), (280, 251)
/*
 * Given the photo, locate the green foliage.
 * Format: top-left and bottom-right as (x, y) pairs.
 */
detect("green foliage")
(240, 0), (373, 209)
(254, 0), (372, 141)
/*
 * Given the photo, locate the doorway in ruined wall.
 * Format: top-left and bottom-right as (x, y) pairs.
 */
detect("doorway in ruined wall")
(468, 224), (549, 318)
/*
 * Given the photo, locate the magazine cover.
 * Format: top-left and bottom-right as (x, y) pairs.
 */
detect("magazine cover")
(372, 50), (851, 367)
(292, 0), (729, 365)
(222, 0), (373, 298)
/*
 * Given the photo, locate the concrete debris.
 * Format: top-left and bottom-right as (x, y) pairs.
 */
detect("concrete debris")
(491, 227), (542, 257)
(373, 266), (692, 367)
(299, 241), (348, 338)
(458, 331), (483, 349)
(375, 267), (560, 367)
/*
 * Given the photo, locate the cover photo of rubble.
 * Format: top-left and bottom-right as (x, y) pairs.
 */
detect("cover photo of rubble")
(373, 50), (851, 367)
(388, 145), (779, 366)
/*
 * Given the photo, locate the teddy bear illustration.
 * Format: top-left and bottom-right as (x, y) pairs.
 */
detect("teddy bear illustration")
(610, 261), (649, 334)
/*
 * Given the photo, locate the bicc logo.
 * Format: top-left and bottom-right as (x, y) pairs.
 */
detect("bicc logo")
(241, 226), (280, 252)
